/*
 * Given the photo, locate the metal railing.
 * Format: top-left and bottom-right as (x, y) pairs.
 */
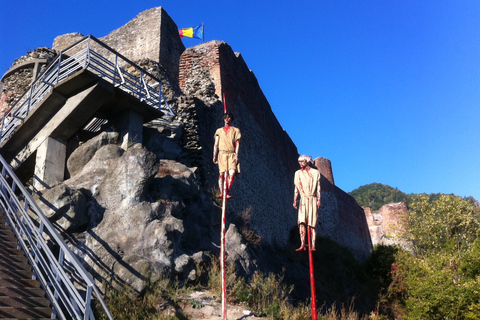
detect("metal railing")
(1, 34), (174, 143)
(0, 154), (113, 320)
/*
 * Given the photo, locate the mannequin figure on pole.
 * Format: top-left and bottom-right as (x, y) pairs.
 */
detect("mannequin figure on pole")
(293, 154), (321, 320)
(213, 97), (241, 319)
(213, 112), (241, 199)
(293, 155), (321, 251)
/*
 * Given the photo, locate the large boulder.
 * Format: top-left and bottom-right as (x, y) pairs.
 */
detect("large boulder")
(34, 184), (92, 232)
(61, 136), (219, 293)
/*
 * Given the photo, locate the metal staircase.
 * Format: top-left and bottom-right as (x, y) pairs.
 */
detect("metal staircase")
(0, 34), (174, 143)
(0, 33), (178, 320)
(0, 154), (112, 320)
(0, 212), (52, 319)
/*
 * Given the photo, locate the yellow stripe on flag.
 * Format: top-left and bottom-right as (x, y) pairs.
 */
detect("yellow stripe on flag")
(182, 28), (194, 38)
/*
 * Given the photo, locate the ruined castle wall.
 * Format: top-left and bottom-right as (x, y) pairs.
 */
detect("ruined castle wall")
(179, 41), (373, 260)
(52, 7), (185, 83)
(180, 41), (298, 246)
(1, 47), (57, 116)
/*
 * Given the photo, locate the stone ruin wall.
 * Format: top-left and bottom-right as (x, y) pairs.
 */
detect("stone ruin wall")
(179, 41), (298, 247)
(365, 202), (409, 248)
(52, 7), (185, 84)
(0, 47), (57, 116)
(178, 41), (373, 260)
(1, 6), (373, 261)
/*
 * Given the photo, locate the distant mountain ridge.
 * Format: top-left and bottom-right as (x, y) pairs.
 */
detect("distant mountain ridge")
(349, 182), (479, 211)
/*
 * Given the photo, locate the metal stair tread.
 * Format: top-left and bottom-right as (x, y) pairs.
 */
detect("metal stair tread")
(0, 278), (41, 288)
(0, 287), (47, 298)
(0, 254), (29, 264)
(0, 247), (25, 255)
(0, 269), (33, 279)
(0, 306), (52, 318)
(0, 296), (51, 308)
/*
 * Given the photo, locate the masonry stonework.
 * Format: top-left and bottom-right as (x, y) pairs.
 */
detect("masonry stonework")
(1, 6), (373, 262)
(53, 7), (185, 83)
(365, 202), (409, 247)
(0, 47), (57, 116)
(178, 40), (373, 260)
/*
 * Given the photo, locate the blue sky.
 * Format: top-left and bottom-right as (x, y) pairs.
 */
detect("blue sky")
(1, 1), (479, 200)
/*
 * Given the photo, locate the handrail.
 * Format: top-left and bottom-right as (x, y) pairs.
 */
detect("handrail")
(1, 34), (174, 143)
(0, 154), (113, 320)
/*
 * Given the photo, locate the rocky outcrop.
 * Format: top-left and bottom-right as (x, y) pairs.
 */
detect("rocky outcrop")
(40, 132), (195, 291)
(34, 129), (256, 293)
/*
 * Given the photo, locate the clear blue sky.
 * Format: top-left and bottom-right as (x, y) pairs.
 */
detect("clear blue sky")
(1, 1), (479, 200)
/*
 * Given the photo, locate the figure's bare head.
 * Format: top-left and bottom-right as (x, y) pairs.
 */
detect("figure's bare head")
(223, 112), (234, 125)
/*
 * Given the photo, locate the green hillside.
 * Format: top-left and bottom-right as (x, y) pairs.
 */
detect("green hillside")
(349, 183), (479, 212)
(348, 183), (409, 211)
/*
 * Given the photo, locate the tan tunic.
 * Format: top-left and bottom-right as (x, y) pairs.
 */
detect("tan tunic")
(215, 126), (241, 174)
(294, 167), (321, 227)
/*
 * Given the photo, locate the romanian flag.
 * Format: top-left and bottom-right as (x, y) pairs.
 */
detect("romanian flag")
(179, 25), (204, 41)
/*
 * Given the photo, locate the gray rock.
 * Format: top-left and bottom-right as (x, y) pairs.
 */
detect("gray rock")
(67, 132), (120, 176)
(34, 184), (90, 232)
(226, 224), (253, 275)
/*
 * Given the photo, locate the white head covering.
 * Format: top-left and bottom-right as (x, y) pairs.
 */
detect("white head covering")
(298, 155), (312, 163)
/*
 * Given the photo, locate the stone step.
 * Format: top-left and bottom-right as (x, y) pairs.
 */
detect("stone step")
(0, 306), (52, 319)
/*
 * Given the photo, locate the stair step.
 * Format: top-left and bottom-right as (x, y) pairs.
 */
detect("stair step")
(0, 296), (51, 308)
(0, 241), (19, 249)
(0, 238), (18, 245)
(0, 260), (31, 270)
(0, 229), (15, 237)
(0, 306), (52, 318)
(0, 247), (25, 255)
(0, 269), (33, 279)
(0, 230), (16, 236)
(0, 254), (29, 264)
(0, 287), (47, 298)
(0, 278), (41, 287)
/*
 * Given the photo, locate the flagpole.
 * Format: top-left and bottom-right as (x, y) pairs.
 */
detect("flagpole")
(221, 171), (227, 320)
(202, 21), (205, 43)
(307, 227), (317, 320)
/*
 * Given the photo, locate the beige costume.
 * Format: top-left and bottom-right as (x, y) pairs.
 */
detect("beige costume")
(214, 126), (241, 174)
(294, 167), (321, 227)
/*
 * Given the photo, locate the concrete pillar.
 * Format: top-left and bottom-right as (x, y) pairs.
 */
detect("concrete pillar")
(111, 109), (144, 150)
(34, 137), (66, 191)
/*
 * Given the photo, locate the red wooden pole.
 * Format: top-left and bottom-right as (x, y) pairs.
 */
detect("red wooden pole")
(307, 226), (317, 320)
(223, 93), (227, 114)
(221, 171), (227, 320)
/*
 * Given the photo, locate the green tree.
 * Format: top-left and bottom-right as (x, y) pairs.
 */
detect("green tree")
(389, 195), (480, 320)
(403, 194), (479, 255)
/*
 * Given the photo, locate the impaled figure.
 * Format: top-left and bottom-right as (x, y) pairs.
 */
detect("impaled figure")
(213, 112), (241, 199)
(293, 155), (321, 251)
